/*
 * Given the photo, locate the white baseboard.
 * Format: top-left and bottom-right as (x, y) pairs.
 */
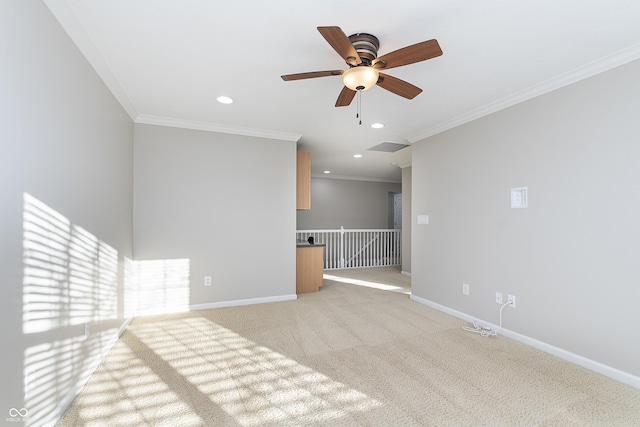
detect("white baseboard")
(118, 316), (133, 336)
(190, 294), (297, 311)
(410, 294), (640, 390)
(401, 270), (412, 277)
(47, 316), (135, 427)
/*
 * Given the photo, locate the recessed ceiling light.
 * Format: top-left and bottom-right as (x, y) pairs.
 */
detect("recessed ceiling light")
(353, 154), (363, 158)
(323, 170), (331, 174)
(371, 123), (384, 129)
(216, 96), (233, 104)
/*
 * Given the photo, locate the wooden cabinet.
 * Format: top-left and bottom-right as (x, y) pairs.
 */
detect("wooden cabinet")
(296, 151), (311, 210)
(296, 245), (324, 294)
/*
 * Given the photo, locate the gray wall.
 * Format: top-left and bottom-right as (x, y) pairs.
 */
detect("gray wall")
(1, 1), (134, 424)
(411, 59), (640, 378)
(134, 124), (296, 305)
(296, 177), (401, 230)
(401, 167), (412, 274)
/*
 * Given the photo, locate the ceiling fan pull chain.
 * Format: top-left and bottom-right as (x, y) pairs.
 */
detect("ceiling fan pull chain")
(357, 89), (362, 125)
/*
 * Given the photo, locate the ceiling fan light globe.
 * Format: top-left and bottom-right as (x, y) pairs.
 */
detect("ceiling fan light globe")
(342, 67), (379, 91)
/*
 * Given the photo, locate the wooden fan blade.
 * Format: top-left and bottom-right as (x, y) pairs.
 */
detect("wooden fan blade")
(281, 70), (343, 81)
(376, 73), (423, 99)
(373, 39), (442, 70)
(318, 26), (361, 66)
(335, 86), (356, 107)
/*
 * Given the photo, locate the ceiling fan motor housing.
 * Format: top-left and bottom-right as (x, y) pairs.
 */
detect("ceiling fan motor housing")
(348, 33), (380, 65)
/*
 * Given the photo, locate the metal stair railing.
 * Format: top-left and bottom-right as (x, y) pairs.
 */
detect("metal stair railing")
(296, 227), (401, 270)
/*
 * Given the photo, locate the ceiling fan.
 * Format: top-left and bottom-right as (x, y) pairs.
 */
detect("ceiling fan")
(281, 26), (443, 107)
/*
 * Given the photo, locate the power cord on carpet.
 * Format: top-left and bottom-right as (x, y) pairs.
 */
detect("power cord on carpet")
(462, 300), (511, 337)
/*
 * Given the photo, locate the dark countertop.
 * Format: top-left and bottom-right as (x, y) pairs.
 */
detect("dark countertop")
(296, 241), (326, 248)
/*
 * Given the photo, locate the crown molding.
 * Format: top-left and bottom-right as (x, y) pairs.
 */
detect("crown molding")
(407, 43), (640, 144)
(312, 173), (401, 184)
(43, 0), (139, 120)
(135, 115), (302, 142)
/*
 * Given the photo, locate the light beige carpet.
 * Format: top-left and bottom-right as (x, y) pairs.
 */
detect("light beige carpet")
(57, 267), (640, 426)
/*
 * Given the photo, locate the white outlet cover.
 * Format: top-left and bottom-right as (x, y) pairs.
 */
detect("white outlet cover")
(511, 187), (528, 208)
(417, 214), (429, 225)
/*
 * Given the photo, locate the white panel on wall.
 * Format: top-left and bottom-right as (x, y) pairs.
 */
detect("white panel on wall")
(417, 214), (430, 224)
(511, 187), (528, 208)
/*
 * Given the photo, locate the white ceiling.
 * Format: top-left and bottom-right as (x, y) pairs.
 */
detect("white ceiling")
(44, 0), (640, 182)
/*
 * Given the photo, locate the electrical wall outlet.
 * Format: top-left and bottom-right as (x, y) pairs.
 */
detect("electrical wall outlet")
(462, 283), (470, 295)
(204, 276), (212, 286)
(495, 292), (503, 304)
(508, 294), (516, 308)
